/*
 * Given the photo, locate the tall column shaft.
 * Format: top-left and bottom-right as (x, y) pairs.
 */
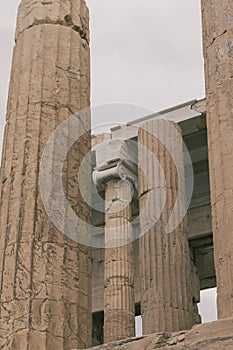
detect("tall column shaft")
(104, 179), (135, 343)
(138, 120), (199, 334)
(0, 1), (92, 349)
(202, 0), (233, 319)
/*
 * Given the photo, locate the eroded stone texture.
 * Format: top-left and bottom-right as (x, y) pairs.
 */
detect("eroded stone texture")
(85, 318), (233, 350)
(104, 180), (135, 343)
(0, 0), (92, 349)
(138, 120), (200, 334)
(202, 0), (233, 319)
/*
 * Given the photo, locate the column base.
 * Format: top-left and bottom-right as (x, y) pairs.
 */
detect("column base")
(85, 318), (233, 349)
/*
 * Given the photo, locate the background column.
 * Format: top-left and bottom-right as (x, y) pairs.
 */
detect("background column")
(93, 139), (137, 344)
(104, 178), (135, 343)
(138, 119), (199, 334)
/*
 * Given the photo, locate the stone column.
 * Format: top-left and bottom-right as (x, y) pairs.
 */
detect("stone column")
(201, 0), (233, 319)
(138, 119), (199, 334)
(104, 178), (135, 343)
(0, 1), (92, 349)
(93, 140), (137, 343)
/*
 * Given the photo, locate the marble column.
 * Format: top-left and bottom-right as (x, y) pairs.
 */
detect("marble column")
(104, 178), (135, 343)
(0, 0), (92, 349)
(201, 0), (233, 319)
(138, 119), (199, 334)
(93, 140), (137, 343)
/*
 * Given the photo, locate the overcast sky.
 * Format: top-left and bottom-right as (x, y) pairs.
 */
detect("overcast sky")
(0, 1), (216, 323)
(0, 1), (205, 127)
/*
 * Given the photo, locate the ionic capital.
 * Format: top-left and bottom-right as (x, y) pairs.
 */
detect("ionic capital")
(92, 138), (138, 189)
(93, 160), (137, 190)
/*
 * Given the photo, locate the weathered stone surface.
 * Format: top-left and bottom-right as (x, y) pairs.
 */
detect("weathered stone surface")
(0, 0), (92, 349)
(202, 0), (233, 319)
(85, 318), (233, 350)
(16, 0), (90, 43)
(138, 120), (200, 334)
(91, 202), (213, 314)
(104, 180), (135, 343)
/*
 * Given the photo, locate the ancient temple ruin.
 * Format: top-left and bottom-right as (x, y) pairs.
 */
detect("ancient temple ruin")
(0, 0), (233, 349)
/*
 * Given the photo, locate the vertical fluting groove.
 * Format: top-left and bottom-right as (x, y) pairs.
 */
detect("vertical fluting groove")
(63, 24), (74, 350)
(202, 0), (233, 319)
(48, 24), (65, 349)
(27, 25), (45, 347)
(0, 37), (21, 302)
(5, 28), (32, 301)
(138, 120), (198, 334)
(14, 34), (38, 348)
(104, 180), (135, 343)
(0, 50), (20, 307)
(169, 122), (178, 329)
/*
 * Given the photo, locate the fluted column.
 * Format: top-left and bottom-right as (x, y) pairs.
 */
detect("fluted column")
(104, 178), (135, 343)
(138, 119), (199, 334)
(93, 140), (137, 343)
(202, 0), (233, 319)
(0, 1), (92, 349)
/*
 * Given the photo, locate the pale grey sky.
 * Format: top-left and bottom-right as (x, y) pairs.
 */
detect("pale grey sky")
(0, 0), (216, 323)
(0, 0), (205, 126)
(87, 0), (205, 109)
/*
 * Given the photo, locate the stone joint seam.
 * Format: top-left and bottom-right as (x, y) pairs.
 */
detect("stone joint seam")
(16, 17), (89, 44)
